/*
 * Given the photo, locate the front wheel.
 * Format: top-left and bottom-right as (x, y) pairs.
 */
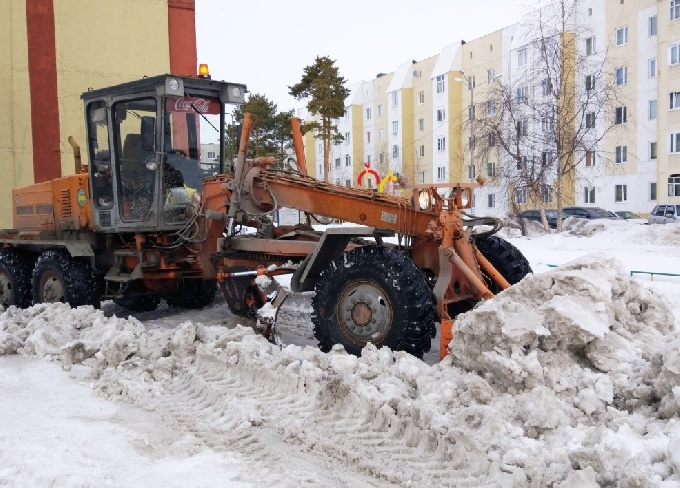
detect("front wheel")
(0, 249), (34, 308)
(32, 250), (99, 307)
(447, 236), (532, 319)
(312, 246), (435, 359)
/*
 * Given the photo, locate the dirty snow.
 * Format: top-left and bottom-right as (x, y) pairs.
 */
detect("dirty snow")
(1, 220), (680, 486)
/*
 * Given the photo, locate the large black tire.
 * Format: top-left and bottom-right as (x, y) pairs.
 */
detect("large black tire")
(165, 279), (217, 309)
(312, 246), (436, 359)
(32, 250), (99, 308)
(114, 295), (160, 312)
(475, 235), (532, 290)
(0, 249), (34, 308)
(447, 235), (532, 319)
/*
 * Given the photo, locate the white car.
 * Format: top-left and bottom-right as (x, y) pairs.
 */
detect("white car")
(648, 204), (680, 224)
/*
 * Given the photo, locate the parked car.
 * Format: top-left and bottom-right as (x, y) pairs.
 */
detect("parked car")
(648, 204), (680, 224)
(615, 210), (642, 220)
(518, 209), (558, 229)
(562, 206), (618, 220)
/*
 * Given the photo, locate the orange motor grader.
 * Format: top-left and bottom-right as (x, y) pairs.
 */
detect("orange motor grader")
(0, 73), (531, 359)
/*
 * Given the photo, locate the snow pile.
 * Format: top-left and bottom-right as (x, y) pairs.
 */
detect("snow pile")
(1, 255), (680, 486)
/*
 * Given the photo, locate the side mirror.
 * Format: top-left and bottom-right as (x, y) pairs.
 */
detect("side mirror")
(141, 116), (155, 152)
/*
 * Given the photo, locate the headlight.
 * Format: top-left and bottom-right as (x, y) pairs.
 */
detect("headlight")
(168, 78), (180, 91)
(231, 86), (242, 98)
(418, 191), (430, 210)
(460, 191), (470, 207)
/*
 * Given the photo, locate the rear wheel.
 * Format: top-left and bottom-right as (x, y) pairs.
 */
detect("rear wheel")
(32, 250), (99, 307)
(0, 249), (33, 308)
(165, 279), (217, 309)
(312, 246), (435, 359)
(447, 235), (532, 319)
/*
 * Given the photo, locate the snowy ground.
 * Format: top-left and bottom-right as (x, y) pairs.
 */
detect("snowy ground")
(2, 219), (680, 487)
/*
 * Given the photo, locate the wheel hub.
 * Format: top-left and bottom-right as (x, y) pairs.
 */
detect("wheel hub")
(0, 274), (12, 306)
(338, 281), (392, 346)
(41, 272), (65, 303)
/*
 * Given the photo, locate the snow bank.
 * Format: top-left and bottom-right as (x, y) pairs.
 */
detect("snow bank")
(1, 255), (679, 486)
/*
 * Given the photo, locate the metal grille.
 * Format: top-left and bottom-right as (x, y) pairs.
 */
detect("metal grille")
(61, 189), (72, 217)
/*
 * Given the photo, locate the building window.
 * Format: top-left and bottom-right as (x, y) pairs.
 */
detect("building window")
(437, 108), (446, 122)
(616, 145), (628, 163)
(586, 36), (596, 56)
(468, 165), (475, 179)
(318, 143), (323, 154)
(487, 100), (496, 116)
(671, 132), (680, 154)
(541, 117), (554, 132)
(516, 84), (528, 103)
(487, 69), (496, 83)
(419, 118), (425, 131)
(670, 91), (680, 110)
(417, 172), (425, 184)
(345, 179), (351, 187)
(586, 112), (595, 128)
(377, 104), (383, 117)
(541, 78), (552, 96)
(367, 154), (371, 164)
(436, 75), (445, 93)
(649, 100), (657, 119)
(391, 91), (398, 107)
(586, 150), (594, 166)
(418, 145), (425, 157)
(585, 75), (595, 91)
(651, 141), (657, 160)
(542, 185), (553, 203)
(488, 132), (496, 146)
(616, 26), (628, 46)
(585, 186), (596, 203)
(379, 152), (384, 164)
(345, 155), (351, 166)
(650, 182), (657, 201)
(392, 121), (398, 134)
(378, 128), (384, 141)
(366, 108), (371, 119)
(542, 151), (553, 166)
(488, 194), (496, 208)
(670, 175), (680, 196)
(366, 131), (371, 143)
(615, 106), (627, 124)
(392, 145), (399, 158)
(487, 162), (496, 177)
(615, 184), (628, 202)
(334, 157), (340, 168)
(343, 132), (350, 144)
(649, 15), (657, 37)
(335, 178), (341, 186)
(615, 67), (627, 85)
(671, 44), (680, 66)
(672, 0), (680, 20)
(649, 58), (657, 78)
(517, 48), (528, 67)
(437, 166), (446, 180)
(516, 119), (528, 136)
(437, 137), (446, 151)
(515, 187), (527, 204)
(418, 91), (425, 104)
(207, 151), (216, 159)
(344, 109), (349, 120)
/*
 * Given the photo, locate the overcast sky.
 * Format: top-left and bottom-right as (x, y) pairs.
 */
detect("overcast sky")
(196, 0), (533, 113)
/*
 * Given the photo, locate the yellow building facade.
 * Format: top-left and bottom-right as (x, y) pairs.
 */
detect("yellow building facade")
(0, 0), (197, 228)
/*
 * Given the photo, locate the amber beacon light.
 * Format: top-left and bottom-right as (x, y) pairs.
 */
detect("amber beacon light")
(198, 63), (211, 79)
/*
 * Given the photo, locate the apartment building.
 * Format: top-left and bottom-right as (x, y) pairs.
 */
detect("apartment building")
(303, 0), (680, 217)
